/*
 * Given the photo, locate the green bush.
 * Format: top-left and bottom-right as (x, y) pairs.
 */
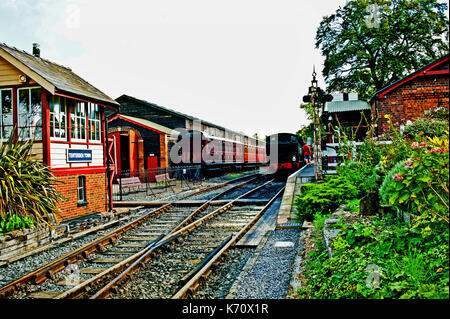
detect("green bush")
(294, 175), (358, 222)
(0, 213), (34, 234)
(380, 134), (449, 222)
(296, 121), (449, 300)
(403, 117), (448, 139)
(297, 215), (449, 299)
(0, 133), (62, 230)
(379, 160), (406, 206)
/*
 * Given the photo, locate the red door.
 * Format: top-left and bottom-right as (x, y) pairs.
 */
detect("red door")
(147, 156), (158, 182)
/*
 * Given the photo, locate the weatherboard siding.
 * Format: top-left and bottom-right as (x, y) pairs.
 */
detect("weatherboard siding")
(50, 142), (104, 168)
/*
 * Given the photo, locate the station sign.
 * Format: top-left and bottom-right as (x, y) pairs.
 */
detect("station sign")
(66, 149), (93, 163)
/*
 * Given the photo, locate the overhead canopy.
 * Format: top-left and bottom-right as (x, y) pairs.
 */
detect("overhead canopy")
(325, 100), (370, 113)
(109, 114), (180, 137)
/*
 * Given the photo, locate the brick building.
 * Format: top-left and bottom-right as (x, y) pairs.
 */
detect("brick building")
(370, 54), (449, 136)
(0, 43), (119, 222)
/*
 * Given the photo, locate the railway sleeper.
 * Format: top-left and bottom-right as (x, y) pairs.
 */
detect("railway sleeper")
(121, 236), (157, 241)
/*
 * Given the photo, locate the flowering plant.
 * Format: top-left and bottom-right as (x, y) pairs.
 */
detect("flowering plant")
(384, 133), (449, 223)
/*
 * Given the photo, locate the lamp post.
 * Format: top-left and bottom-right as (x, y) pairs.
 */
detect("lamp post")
(302, 67), (333, 180)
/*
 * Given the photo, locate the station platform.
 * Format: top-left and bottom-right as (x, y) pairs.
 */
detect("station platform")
(276, 164), (315, 228)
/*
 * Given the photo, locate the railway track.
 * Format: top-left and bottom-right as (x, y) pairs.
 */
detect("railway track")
(171, 187), (284, 299)
(0, 173), (274, 299)
(88, 179), (284, 299)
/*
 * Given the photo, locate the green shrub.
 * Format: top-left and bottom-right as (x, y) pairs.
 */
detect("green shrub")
(294, 175), (358, 222)
(403, 117), (448, 139)
(312, 212), (330, 252)
(343, 198), (361, 213)
(297, 215), (449, 299)
(0, 213), (34, 234)
(380, 134), (449, 222)
(379, 160), (406, 206)
(0, 133), (62, 230)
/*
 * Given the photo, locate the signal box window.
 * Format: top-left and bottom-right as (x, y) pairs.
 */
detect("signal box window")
(49, 96), (67, 140)
(71, 102), (86, 141)
(77, 176), (88, 206)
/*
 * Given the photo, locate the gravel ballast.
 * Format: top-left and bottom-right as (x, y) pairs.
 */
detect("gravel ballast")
(228, 228), (301, 299)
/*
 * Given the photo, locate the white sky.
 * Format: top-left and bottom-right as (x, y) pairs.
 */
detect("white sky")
(1, 0), (358, 137)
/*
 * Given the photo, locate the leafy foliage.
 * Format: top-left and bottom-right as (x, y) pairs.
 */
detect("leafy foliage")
(315, 0), (449, 99)
(297, 215), (449, 299)
(379, 160), (406, 206)
(336, 133), (385, 196)
(0, 133), (62, 230)
(0, 213), (34, 234)
(381, 134), (449, 222)
(296, 115), (449, 299)
(403, 114), (449, 139)
(294, 176), (358, 222)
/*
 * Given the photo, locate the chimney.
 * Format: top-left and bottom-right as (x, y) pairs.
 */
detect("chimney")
(32, 43), (40, 58)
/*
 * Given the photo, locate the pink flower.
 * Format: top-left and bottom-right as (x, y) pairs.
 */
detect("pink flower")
(411, 142), (420, 148)
(404, 159), (413, 168)
(393, 174), (404, 180)
(429, 147), (449, 154)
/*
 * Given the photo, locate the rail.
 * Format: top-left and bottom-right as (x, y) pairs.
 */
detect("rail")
(89, 177), (278, 299)
(0, 173), (261, 299)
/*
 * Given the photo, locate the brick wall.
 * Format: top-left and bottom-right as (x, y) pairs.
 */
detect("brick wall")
(54, 172), (108, 222)
(373, 76), (449, 135)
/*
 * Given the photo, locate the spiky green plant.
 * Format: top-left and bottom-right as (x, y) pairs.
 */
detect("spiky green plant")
(0, 132), (61, 230)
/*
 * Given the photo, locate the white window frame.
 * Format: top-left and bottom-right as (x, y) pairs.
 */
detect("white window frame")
(0, 88), (13, 141)
(17, 86), (42, 141)
(77, 175), (87, 204)
(88, 103), (101, 142)
(49, 96), (68, 141)
(71, 102), (87, 142)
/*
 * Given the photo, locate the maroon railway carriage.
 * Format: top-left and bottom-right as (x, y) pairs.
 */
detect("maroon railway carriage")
(175, 130), (266, 170)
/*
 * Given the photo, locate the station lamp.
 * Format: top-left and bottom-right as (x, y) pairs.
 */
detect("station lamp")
(301, 67), (333, 180)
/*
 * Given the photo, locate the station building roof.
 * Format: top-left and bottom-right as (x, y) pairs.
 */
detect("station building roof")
(325, 100), (370, 113)
(0, 43), (119, 107)
(108, 114), (179, 136)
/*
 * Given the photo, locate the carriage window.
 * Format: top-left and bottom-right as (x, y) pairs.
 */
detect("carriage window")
(49, 96), (67, 139)
(18, 87), (42, 140)
(0, 89), (13, 140)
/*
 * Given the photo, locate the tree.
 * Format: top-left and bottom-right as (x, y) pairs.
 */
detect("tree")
(316, 0), (449, 100)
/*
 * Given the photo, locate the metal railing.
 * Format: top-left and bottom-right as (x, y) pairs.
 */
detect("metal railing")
(112, 165), (203, 201)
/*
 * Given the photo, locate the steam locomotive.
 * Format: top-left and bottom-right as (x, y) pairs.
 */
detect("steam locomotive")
(265, 133), (305, 174)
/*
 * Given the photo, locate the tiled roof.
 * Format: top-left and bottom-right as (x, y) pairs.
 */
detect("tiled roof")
(0, 43), (118, 107)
